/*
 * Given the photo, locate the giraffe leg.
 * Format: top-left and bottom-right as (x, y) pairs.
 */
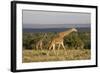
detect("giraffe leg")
(40, 43), (42, 50)
(61, 42), (66, 50)
(49, 44), (52, 50)
(57, 44), (61, 55)
(53, 44), (56, 55)
(61, 42), (66, 55)
(47, 43), (53, 56)
(57, 44), (61, 50)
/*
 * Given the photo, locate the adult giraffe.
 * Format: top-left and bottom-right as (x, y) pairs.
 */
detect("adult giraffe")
(48, 28), (78, 54)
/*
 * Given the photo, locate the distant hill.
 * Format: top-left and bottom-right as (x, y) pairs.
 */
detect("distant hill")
(23, 27), (90, 33)
(23, 24), (90, 29)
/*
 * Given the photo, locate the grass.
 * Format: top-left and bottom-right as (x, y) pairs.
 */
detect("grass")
(22, 49), (91, 63)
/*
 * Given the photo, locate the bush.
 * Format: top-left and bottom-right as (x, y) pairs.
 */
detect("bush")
(23, 31), (91, 49)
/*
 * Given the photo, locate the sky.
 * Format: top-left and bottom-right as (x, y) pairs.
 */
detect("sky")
(22, 10), (91, 28)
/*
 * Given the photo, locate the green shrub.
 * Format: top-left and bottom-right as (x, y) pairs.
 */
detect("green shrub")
(23, 31), (91, 49)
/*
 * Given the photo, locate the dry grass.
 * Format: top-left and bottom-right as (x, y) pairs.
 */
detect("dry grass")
(22, 49), (91, 63)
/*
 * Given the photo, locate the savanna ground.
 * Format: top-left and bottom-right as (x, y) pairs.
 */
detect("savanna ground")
(22, 49), (91, 63)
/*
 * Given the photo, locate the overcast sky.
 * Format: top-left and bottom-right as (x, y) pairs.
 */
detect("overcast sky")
(22, 10), (90, 28)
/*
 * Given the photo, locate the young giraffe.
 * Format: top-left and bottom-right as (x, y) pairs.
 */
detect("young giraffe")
(48, 28), (77, 54)
(36, 33), (47, 50)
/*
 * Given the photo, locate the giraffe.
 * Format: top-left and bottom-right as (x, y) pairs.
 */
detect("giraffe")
(48, 28), (77, 54)
(36, 33), (47, 50)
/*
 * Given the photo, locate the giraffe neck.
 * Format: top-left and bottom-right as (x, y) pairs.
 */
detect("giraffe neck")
(58, 29), (74, 38)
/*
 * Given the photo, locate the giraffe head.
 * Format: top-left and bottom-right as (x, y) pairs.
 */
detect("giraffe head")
(71, 28), (78, 32)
